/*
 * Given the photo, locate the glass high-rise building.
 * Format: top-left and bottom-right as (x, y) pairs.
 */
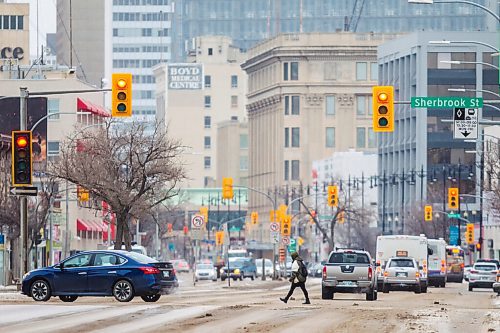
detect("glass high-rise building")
(171, 0), (495, 61)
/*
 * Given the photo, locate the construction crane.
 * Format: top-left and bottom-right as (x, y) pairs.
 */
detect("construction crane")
(345, 0), (365, 32)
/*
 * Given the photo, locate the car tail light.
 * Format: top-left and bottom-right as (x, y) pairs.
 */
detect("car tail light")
(415, 272), (420, 278)
(172, 268), (177, 276)
(322, 266), (327, 280)
(368, 266), (373, 280)
(491, 270), (498, 275)
(440, 260), (446, 273)
(460, 263), (464, 269)
(139, 266), (160, 275)
(470, 270), (478, 274)
(383, 271), (388, 277)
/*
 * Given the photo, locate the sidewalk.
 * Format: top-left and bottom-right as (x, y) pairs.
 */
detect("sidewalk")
(0, 285), (20, 293)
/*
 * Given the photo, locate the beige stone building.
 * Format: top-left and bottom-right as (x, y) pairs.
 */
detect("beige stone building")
(216, 119), (248, 188)
(155, 36), (248, 189)
(0, 2), (29, 67)
(241, 32), (395, 243)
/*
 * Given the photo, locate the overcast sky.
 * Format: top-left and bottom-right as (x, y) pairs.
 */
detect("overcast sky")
(7, 0), (57, 60)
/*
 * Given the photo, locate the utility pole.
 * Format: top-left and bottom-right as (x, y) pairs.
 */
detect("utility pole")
(19, 87), (29, 280)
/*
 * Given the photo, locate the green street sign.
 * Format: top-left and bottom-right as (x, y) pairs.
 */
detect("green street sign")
(288, 239), (296, 253)
(319, 215), (335, 220)
(411, 97), (483, 108)
(229, 226), (240, 232)
(447, 213), (460, 218)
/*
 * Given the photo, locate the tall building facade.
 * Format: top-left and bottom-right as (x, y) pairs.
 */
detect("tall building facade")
(171, 0), (495, 61)
(241, 32), (392, 246)
(0, 2), (29, 67)
(377, 31), (499, 235)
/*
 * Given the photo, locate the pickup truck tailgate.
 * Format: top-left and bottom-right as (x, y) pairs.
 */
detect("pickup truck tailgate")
(325, 264), (371, 281)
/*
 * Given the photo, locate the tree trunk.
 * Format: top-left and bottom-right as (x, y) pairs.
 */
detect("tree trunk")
(114, 213), (125, 250)
(123, 217), (132, 251)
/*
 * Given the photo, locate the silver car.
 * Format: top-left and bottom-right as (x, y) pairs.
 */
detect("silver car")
(194, 263), (217, 282)
(468, 262), (498, 291)
(382, 257), (421, 293)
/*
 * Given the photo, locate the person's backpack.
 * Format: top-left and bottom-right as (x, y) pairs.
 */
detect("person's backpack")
(298, 261), (308, 279)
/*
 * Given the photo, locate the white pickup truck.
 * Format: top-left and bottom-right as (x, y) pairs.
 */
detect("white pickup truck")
(321, 249), (378, 301)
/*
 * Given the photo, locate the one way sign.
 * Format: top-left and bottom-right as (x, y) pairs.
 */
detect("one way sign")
(9, 186), (38, 196)
(453, 107), (478, 139)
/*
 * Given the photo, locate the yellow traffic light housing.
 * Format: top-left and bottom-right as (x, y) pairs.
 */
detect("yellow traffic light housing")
(466, 223), (474, 245)
(200, 206), (208, 223)
(222, 177), (234, 199)
(11, 130), (33, 186)
(424, 205), (433, 221)
(372, 86), (394, 132)
(338, 210), (345, 224)
(112, 73), (132, 117)
(251, 211), (259, 225)
(327, 185), (338, 207)
(448, 188), (459, 210)
(281, 215), (291, 236)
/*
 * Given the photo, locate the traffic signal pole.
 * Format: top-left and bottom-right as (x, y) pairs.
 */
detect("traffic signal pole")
(19, 87), (29, 281)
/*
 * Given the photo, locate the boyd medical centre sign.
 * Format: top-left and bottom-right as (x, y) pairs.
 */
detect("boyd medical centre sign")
(167, 64), (203, 90)
(411, 97), (483, 108)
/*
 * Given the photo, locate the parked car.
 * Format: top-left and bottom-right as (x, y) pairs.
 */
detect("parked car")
(322, 248), (378, 301)
(256, 258), (274, 277)
(476, 258), (500, 269)
(468, 262), (498, 291)
(22, 250), (178, 302)
(307, 263), (323, 278)
(194, 262), (217, 282)
(171, 259), (190, 273)
(464, 265), (472, 282)
(382, 257), (422, 294)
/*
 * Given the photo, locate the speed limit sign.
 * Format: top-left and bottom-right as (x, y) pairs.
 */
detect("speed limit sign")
(191, 214), (204, 229)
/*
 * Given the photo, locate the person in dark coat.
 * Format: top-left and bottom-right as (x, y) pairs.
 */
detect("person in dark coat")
(280, 252), (310, 304)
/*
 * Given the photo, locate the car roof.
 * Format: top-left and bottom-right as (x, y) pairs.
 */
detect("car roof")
(389, 257), (415, 260)
(474, 262), (497, 266)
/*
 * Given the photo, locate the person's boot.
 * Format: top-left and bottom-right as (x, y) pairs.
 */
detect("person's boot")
(303, 299), (311, 304)
(280, 297), (288, 303)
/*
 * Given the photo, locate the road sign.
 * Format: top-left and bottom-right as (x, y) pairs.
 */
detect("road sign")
(449, 226), (459, 246)
(288, 238), (296, 253)
(270, 231), (279, 244)
(447, 213), (461, 218)
(453, 107), (478, 139)
(282, 236), (290, 245)
(9, 186), (37, 196)
(411, 97), (483, 109)
(270, 222), (279, 232)
(191, 214), (204, 229)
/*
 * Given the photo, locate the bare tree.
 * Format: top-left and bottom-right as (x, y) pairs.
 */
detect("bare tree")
(50, 121), (187, 250)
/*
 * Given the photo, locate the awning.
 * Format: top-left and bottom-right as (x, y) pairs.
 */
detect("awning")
(87, 220), (106, 232)
(77, 97), (110, 117)
(77, 219), (93, 232)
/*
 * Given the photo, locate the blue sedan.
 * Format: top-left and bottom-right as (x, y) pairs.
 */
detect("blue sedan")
(22, 250), (178, 302)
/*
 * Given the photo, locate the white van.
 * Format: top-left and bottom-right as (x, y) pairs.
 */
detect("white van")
(107, 244), (148, 256)
(376, 234), (429, 293)
(427, 238), (447, 287)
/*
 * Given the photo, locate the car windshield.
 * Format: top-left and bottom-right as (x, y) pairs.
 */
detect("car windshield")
(474, 264), (496, 271)
(197, 264), (213, 269)
(329, 252), (369, 264)
(229, 259), (245, 268)
(389, 259), (415, 268)
(126, 252), (157, 264)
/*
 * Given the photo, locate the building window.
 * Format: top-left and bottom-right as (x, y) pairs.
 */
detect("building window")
(370, 62), (378, 81)
(48, 99), (60, 120)
(204, 116), (211, 128)
(240, 134), (248, 149)
(231, 75), (238, 88)
(284, 160), (289, 181)
(368, 128), (377, 148)
(208, 48), (213, 55)
(291, 160), (300, 180)
(284, 95), (300, 115)
(231, 95), (238, 107)
(356, 62), (367, 81)
(204, 156), (211, 169)
(356, 96), (366, 116)
(356, 127), (366, 148)
(204, 75), (211, 88)
(284, 128), (289, 148)
(240, 156), (248, 170)
(204, 96), (211, 108)
(204, 136), (211, 149)
(326, 96), (335, 116)
(47, 141), (60, 156)
(291, 127), (300, 147)
(17, 16), (23, 30)
(284, 62), (299, 81)
(368, 96), (373, 115)
(326, 127), (335, 148)
(204, 177), (210, 187)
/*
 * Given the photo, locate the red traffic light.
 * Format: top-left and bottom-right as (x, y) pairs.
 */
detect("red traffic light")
(16, 136), (28, 148)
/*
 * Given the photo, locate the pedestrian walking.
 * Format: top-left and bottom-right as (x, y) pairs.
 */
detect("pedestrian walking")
(280, 252), (310, 304)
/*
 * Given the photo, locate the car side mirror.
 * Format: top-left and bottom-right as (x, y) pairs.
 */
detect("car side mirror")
(55, 263), (63, 270)
(427, 248), (434, 255)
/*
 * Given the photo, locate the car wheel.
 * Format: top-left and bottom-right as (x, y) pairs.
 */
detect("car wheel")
(421, 286), (428, 293)
(468, 285), (473, 292)
(141, 294), (161, 302)
(212, 278), (217, 282)
(321, 286), (334, 300)
(30, 279), (51, 302)
(414, 285), (422, 294)
(221, 277), (226, 281)
(113, 280), (134, 302)
(251, 273), (255, 281)
(366, 288), (376, 301)
(382, 284), (390, 293)
(59, 295), (78, 302)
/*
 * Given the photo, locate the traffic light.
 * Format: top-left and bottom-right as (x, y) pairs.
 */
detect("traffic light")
(112, 73), (132, 117)
(251, 211), (258, 225)
(424, 205), (433, 221)
(11, 130), (33, 186)
(215, 231), (224, 245)
(183, 225), (189, 235)
(475, 243), (481, 251)
(222, 177), (234, 199)
(465, 223), (474, 244)
(77, 186), (90, 203)
(372, 86), (394, 132)
(270, 210), (275, 222)
(200, 206), (208, 223)
(281, 215), (291, 236)
(338, 210), (345, 224)
(167, 223), (173, 233)
(448, 187), (459, 210)
(327, 185), (338, 207)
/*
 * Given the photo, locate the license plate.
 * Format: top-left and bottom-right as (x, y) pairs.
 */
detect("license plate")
(481, 276), (490, 280)
(338, 281), (355, 286)
(396, 272), (408, 277)
(162, 271), (170, 277)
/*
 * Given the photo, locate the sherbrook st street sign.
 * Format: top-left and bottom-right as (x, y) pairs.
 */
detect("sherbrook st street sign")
(411, 97), (483, 108)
